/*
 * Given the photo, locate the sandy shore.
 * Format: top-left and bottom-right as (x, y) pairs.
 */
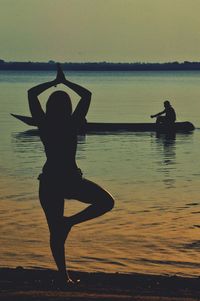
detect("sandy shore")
(0, 267), (200, 300)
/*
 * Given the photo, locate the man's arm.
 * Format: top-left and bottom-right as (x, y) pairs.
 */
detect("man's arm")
(151, 109), (165, 118)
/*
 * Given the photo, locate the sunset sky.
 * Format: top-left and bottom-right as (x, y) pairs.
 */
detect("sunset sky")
(1, 0), (200, 62)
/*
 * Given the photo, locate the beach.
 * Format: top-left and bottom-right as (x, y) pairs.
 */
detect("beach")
(1, 267), (200, 300)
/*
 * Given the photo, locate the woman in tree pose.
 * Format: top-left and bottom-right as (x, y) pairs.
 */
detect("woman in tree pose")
(28, 64), (114, 287)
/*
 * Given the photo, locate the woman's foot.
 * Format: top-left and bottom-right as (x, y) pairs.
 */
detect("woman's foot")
(54, 275), (80, 290)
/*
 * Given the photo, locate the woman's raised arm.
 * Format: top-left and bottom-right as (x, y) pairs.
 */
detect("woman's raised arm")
(56, 64), (92, 121)
(28, 78), (58, 125)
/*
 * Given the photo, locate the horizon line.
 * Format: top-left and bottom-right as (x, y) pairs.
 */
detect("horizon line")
(1, 60), (200, 64)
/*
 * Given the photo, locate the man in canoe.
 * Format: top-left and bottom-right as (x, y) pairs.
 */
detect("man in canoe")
(150, 100), (176, 125)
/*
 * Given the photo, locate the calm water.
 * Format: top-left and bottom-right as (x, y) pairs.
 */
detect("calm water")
(1, 70), (200, 277)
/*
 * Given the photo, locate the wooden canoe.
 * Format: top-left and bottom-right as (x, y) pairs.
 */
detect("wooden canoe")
(11, 114), (195, 133)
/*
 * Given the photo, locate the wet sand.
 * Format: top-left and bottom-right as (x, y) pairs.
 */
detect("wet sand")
(0, 267), (200, 300)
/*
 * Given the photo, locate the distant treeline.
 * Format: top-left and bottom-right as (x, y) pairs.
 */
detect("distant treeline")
(1, 60), (200, 71)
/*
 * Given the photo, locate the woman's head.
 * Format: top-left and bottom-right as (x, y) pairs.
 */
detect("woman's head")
(46, 90), (72, 119)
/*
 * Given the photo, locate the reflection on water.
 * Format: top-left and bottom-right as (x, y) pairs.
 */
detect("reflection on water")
(155, 133), (177, 189)
(12, 130), (87, 147)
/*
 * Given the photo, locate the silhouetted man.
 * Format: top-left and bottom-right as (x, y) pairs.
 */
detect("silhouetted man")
(151, 100), (176, 125)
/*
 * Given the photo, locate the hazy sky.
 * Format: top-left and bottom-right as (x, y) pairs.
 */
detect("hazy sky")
(1, 0), (200, 62)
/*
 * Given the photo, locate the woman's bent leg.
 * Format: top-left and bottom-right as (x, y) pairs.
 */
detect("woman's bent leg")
(66, 179), (114, 227)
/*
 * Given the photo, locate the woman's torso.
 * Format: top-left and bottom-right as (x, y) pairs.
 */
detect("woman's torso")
(39, 117), (79, 178)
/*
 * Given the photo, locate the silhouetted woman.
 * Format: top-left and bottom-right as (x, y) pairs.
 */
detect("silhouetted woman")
(28, 64), (114, 287)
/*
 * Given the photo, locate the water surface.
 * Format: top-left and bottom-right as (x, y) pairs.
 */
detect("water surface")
(0, 70), (200, 277)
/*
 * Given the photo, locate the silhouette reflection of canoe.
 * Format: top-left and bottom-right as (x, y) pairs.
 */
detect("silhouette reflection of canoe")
(11, 113), (195, 134)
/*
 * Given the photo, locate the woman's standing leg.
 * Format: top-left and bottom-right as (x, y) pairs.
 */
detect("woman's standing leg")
(39, 179), (71, 284)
